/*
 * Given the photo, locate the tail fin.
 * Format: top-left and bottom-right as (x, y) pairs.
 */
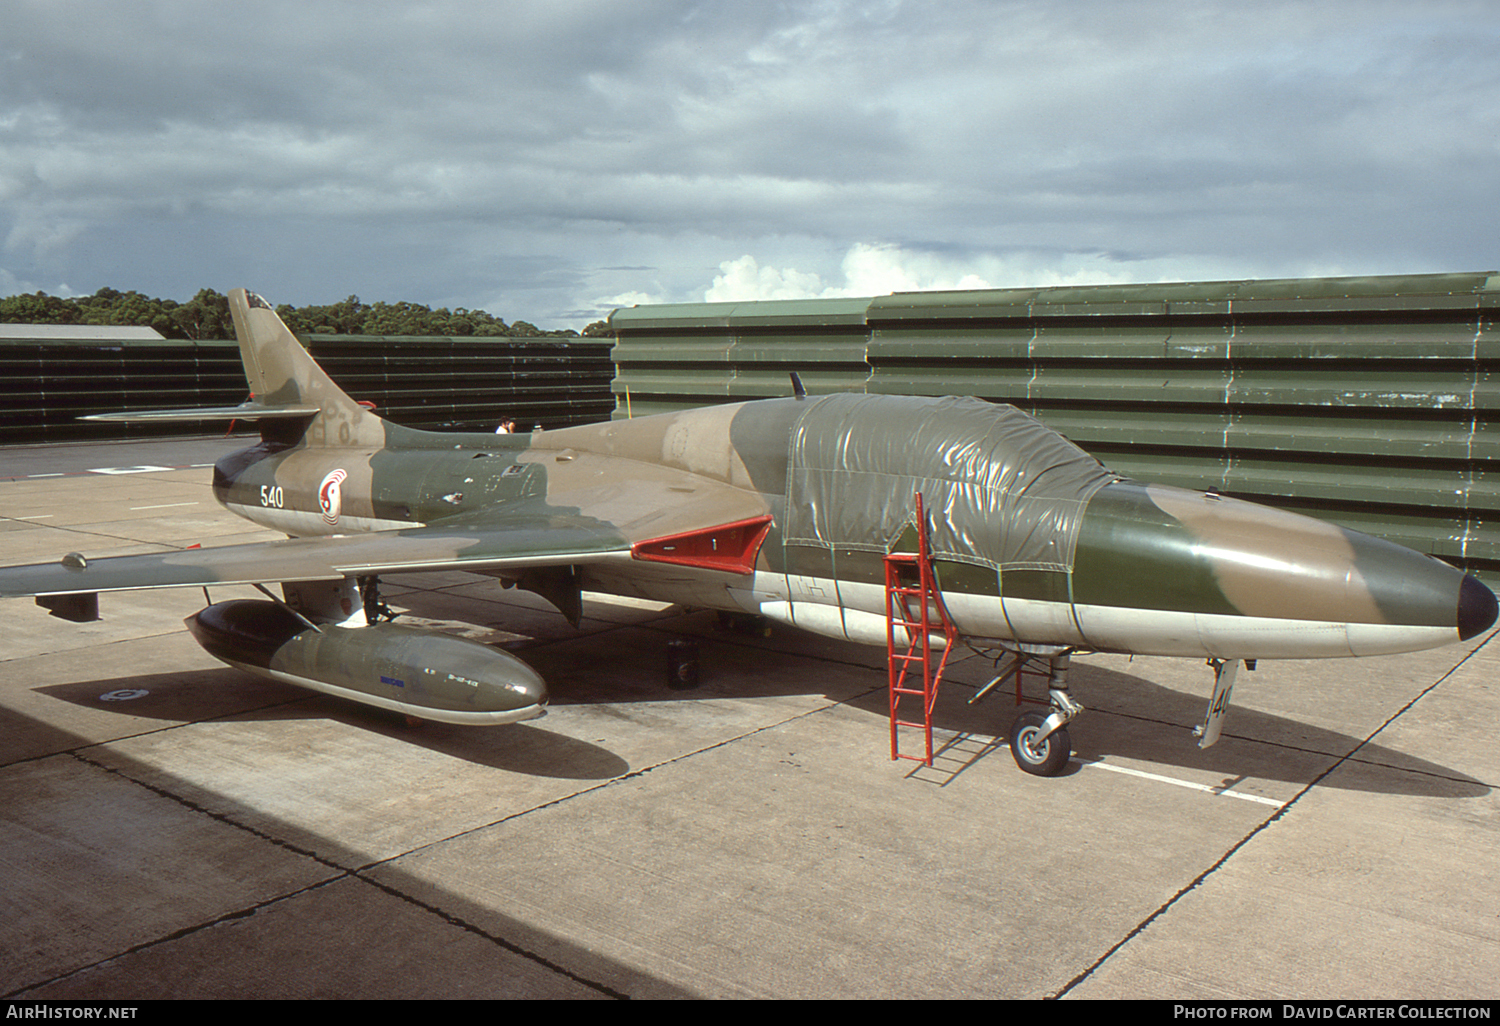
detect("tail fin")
(228, 289), (385, 448)
(83, 289), (386, 445)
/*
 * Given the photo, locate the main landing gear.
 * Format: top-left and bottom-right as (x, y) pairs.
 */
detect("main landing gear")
(971, 647), (1083, 777)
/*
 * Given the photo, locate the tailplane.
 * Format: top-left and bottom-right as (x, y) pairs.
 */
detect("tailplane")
(85, 289), (385, 449)
(227, 289), (384, 447)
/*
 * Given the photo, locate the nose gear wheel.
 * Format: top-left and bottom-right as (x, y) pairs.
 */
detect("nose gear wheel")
(1009, 711), (1072, 776)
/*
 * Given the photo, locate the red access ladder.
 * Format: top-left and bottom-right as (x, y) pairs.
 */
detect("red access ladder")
(885, 493), (959, 767)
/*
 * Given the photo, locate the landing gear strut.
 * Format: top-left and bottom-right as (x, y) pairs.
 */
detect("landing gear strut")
(973, 647), (1083, 777)
(358, 575), (399, 624)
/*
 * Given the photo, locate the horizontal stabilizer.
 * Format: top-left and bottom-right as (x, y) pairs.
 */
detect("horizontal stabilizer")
(83, 401), (321, 423)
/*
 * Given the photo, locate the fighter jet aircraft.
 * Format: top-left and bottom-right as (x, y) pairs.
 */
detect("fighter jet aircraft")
(2, 289), (1494, 776)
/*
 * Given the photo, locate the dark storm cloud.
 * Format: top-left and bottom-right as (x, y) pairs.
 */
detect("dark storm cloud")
(2, 0), (1497, 326)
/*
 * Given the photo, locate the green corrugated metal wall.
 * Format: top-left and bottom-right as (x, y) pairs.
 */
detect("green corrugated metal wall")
(0, 334), (615, 443)
(609, 297), (872, 418)
(0, 336), (248, 443)
(304, 335), (615, 432)
(607, 271), (1500, 580)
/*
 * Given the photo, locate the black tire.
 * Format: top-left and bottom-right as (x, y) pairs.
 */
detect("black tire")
(1009, 711), (1071, 776)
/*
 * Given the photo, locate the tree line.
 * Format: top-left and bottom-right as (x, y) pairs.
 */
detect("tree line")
(0, 287), (611, 340)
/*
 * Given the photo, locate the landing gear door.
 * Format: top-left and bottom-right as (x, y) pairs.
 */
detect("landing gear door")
(1194, 658), (1239, 749)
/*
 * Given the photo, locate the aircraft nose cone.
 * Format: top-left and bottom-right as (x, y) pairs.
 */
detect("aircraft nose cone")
(1458, 574), (1498, 641)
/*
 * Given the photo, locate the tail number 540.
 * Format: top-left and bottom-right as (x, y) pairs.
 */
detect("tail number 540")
(260, 485), (285, 508)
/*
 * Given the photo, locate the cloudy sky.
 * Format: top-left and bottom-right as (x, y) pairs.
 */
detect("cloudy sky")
(3, 0), (1498, 329)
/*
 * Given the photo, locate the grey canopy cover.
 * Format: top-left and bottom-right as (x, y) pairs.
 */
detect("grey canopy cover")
(783, 393), (1117, 572)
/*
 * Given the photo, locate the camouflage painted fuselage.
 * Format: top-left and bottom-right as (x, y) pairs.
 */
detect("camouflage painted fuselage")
(214, 391), (1495, 661)
(3, 288), (1494, 737)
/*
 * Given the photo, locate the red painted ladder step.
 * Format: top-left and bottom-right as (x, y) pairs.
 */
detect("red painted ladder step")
(884, 492), (958, 767)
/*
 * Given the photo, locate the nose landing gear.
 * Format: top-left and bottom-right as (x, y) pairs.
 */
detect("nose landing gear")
(973, 647), (1083, 777)
(1009, 710), (1072, 776)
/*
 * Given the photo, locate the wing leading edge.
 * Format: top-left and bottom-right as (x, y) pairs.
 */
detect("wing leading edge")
(2, 477), (779, 604)
(0, 507), (636, 600)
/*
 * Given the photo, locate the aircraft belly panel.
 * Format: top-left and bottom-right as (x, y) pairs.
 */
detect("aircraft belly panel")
(1344, 621), (1458, 657)
(757, 574), (1026, 646)
(759, 600), (897, 647)
(995, 593), (1087, 648)
(1070, 602), (1458, 659)
(580, 563), (748, 609)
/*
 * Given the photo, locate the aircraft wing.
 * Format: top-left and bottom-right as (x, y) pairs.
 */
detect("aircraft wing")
(0, 478), (774, 600)
(0, 509), (631, 599)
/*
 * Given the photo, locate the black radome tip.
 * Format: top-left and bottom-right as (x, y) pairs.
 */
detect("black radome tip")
(1458, 575), (1498, 641)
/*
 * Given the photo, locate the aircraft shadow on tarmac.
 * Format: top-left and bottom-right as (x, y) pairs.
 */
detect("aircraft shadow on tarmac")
(29, 671), (631, 781)
(1044, 663), (1490, 799)
(521, 620), (1492, 800)
(28, 622), (1489, 800)
(394, 590), (1493, 800)
(855, 663), (1484, 799)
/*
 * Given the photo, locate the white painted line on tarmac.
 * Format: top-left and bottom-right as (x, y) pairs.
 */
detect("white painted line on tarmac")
(27, 473), (64, 478)
(1075, 756), (1286, 807)
(129, 502), (200, 511)
(88, 465), (174, 475)
(14, 514), (54, 520)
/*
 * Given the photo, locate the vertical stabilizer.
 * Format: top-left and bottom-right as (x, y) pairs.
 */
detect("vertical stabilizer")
(228, 289), (386, 448)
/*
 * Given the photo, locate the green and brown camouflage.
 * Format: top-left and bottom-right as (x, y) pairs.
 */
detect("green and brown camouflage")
(1, 289), (1494, 757)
